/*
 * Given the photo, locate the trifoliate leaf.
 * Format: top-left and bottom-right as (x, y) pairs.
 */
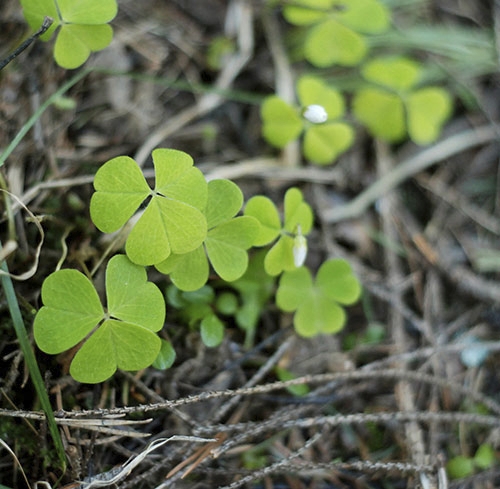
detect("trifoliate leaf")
(244, 196), (281, 246)
(406, 87), (452, 144)
(276, 259), (361, 337)
(353, 88), (406, 141)
(261, 96), (303, 148)
(34, 255), (165, 383)
(91, 149), (207, 266)
(20, 0), (117, 68)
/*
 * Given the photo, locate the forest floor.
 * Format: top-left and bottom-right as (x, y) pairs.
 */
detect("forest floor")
(1, 0), (500, 488)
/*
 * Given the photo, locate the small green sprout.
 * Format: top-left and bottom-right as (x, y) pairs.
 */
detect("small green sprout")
(90, 149), (208, 266)
(276, 258), (361, 337)
(282, 0), (390, 67)
(446, 444), (496, 479)
(261, 76), (354, 164)
(353, 56), (453, 144)
(33, 255), (165, 383)
(20, 0), (117, 69)
(156, 179), (260, 291)
(244, 187), (313, 276)
(166, 285), (225, 348)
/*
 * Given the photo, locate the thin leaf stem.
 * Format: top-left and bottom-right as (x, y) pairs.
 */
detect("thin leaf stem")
(0, 242), (67, 471)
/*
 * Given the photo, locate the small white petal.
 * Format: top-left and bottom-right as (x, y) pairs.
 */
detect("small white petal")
(303, 104), (328, 124)
(293, 234), (308, 267)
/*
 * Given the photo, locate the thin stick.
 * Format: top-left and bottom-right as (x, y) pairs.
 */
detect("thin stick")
(0, 17), (54, 71)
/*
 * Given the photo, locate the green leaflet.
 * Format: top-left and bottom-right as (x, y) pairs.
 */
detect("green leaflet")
(261, 76), (353, 165)
(276, 259), (361, 337)
(90, 149), (208, 266)
(156, 179), (260, 290)
(353, 56), (452, 143)
(245, 188), (314, 276)
(33, 255), (165, 383)
(20, 0), (117, 68)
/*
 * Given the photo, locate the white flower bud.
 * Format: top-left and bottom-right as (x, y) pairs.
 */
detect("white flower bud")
(303, 104), (328, 124)
(293, 226), (308, 267)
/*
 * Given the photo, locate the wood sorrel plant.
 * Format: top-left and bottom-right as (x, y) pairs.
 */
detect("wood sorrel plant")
(261, 0), (453, 164)
(33, 148), (362, 383)
(20, 0), (117, 69)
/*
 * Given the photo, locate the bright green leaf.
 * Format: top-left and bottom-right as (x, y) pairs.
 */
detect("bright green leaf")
(70, 319), (161, 383)
(337, 0), (390, 34)
(406, 87), (452, 144)
(261, 96), (303, 148)
(282, 0), (333, 25)
(152, 339), (176, 370)
(206, 216), (260, 281)
(21, 0), (118, 69)
(34, 255), (165, 384)
(294, 294), (346, 337)
(20, 0), (59, 40)
(244, 196), (281, 246)
(91, 149), (207, 266)
(297, 76), (345, 119)
(156, 246), (209, 292)
(305, 19), (367, 67)
(264, 235), (297, 276)
(34, 270), (103, 354)
(315, 259), (362, 304)
(303, 123), (354, 164)
(473, 444), (496, 470)
(54, 24), (113, 69)
(153, 149), (207, 212)
(353, 88), (406, 141)
(361, 57), (421, 92)
(276, 259), (361, 338)
(106, 254), (165, 331)
(57, 0), (117, 23)
(283, 188), (313, 235)
(276, 266), (313, 312)
(200, 314), (225, 347)
(446, 456), (475, 479)
(205, 179), (243, 228)
(90, 155), (150, 233)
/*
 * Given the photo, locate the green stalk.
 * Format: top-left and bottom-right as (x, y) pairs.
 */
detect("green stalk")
(0, 243), (67, 471)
